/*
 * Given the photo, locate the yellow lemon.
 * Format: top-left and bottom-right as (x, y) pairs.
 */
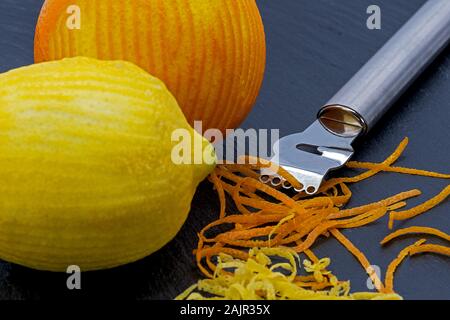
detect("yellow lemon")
(0, 57), (215, 271)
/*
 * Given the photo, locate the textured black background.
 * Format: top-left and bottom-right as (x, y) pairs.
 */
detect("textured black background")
(0, 0), (448, 300)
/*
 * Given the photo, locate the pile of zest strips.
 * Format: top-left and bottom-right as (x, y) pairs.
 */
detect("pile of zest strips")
(178, 138), (450, 299)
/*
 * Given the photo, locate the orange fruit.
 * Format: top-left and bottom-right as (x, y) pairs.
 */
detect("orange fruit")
(34, 0), (266, 133)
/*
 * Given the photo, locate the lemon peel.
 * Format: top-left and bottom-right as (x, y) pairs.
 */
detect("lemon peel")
(177, 247), (402, 300)
(0, 57), (215, 271)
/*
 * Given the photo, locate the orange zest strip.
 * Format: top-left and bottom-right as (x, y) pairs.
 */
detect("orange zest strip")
(409, 244), (450, 257)
(199, 213), (290, 243)
(337, 207), (388, 229)
(386, 202), (407, 211)
(195, 234), (214, 278)
(209, 171), (226, 218)
(291, 206), (387, 252)
(330, 229), (385, 293)
(295, 221), (341, 252)
(328, 189), (421, 219)
(214, 226), (274, 242)
(389, 185), (450, 229)
(237, 177), (300, 209)
(221, 163), (261, 180)
(319, 137), (409, 192)
(304, 248), (320, 264)
(273, 209), (336, 246)
(232, 181), (256, 215)
(381, 226), (450, 245)
(384, 239), (427, 293)
(294, 275), (317, 283)
(346, 162), (450, 179)
(323, 183), (352, 207)
(217, 247), (250, 261)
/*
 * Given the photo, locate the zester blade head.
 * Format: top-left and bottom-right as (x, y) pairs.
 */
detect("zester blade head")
(260, 120), (357, 194)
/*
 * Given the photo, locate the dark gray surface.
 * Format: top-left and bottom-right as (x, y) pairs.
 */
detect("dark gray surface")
(0, 0), (448, 300)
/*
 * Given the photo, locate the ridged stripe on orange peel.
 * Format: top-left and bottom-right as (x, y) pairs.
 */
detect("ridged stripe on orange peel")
(34, 0), (266, 133)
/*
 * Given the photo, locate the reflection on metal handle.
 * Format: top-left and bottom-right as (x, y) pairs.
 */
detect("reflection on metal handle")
(318, 0), (450, 137)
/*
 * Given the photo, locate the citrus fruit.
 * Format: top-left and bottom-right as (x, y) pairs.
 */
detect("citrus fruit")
(0, 57), (215, 271)
(34, 0), (266, 133)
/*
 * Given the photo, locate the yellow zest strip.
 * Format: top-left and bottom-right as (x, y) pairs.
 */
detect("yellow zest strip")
(350, 292), (403, 300)
(178, 247), (402, 300)
(175, 284), (198, 301)
(330, 229), (385, 293)
(381, 226), (450, 245)
(389, 185), (450, 229)
(346, 162), (450, 179)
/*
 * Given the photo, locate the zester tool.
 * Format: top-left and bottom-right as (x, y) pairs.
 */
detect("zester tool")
(260, 0), (450, 194)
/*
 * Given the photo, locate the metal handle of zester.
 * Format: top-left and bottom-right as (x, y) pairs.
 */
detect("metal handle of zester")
(318, 0), (450, 137)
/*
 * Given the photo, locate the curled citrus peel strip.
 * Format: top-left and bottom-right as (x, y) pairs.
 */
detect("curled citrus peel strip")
(190, 137), (449, 298)
(384, 239), (427, 293)
(318, 138), (409, 192)
(384, 239), (450, 293)
(408, 244), (450, 257)
(329, 189), (421, 219)
(388, 184), (450, 229)
(381, 226), (450, 245)
(346, 161), (450, 179)
(330, 229), (385, 293)
(208, 170), (227, 218)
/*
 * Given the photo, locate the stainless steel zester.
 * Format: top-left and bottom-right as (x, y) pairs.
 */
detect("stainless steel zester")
(260, 0), (450, 194)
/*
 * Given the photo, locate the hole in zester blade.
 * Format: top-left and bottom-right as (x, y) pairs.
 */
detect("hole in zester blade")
(282, 181), (292, 189)
(271, 177), (282, 186)
(296, 144), (322, 156)
(306, 186), (317, 194)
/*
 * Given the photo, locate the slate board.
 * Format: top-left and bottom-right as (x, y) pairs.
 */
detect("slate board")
(0, 0), (448, 300)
